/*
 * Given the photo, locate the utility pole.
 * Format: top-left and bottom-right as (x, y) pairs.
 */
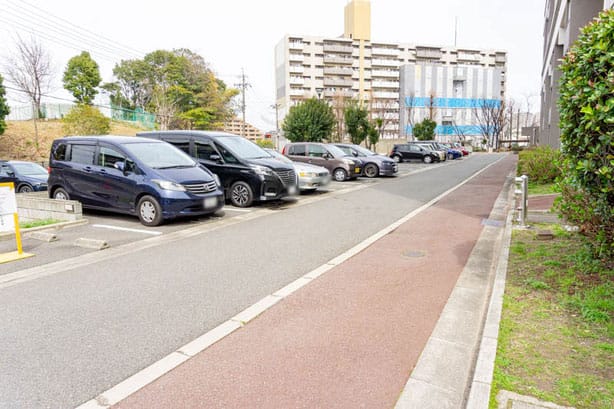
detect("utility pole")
(271, 103), (280, 150)
(235, 68), (251, 137)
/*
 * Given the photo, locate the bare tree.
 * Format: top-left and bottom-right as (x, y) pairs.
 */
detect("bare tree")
(426, 92), (438, 121)
(403, 93), (417, 140)
(472, 99), (506, 149)
(4, 36), (53, 152)
(370, 98), (396, 140)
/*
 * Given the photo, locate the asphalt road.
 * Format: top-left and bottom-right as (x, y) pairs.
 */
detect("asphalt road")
(0, 154), (503, 409)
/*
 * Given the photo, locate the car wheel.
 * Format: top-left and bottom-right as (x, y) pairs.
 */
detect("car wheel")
(423, 155), (433, 164)
(447, 152), (454, 160)
(53, 187), (70, 201)
(363, 163), (379, 178)
(333, 168), (348, 182)
(392, 155), (402, 163)
(230, 181), (253, 207)
(137, 195), (163, 226)
(18, 184), (33, 193)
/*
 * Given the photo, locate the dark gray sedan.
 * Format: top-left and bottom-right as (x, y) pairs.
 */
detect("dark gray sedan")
(334, 143), (398, 178)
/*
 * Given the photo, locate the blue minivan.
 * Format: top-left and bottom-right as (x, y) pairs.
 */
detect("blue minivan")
(48, 136), (224, 226)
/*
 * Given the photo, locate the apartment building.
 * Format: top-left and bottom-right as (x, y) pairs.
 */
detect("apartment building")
(223, 117), (264, 141)
(275, 0), (507, 140)
(540, 0), (610, 148)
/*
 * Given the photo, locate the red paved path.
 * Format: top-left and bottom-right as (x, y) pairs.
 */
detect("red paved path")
(114, 155), (518, 409)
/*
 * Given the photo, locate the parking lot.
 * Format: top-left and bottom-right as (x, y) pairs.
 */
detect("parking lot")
(0, 159), (458, 276)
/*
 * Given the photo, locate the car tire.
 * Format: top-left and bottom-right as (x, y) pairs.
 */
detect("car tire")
(18, 184), (33, 193)
(392, 155), (402, 163)
(137, 195), (163, 226)
(53, 187), (70, 200)
(447, 152), (454, 160)
(229, 181), (253, 207)
(363, 163), (379, 178)
(333, 168), (348, 182)
(423, 155), (433, 164)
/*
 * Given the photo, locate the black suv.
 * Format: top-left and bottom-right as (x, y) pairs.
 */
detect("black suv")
(138, 131), (298, 207)
(389, 143), (441, 164)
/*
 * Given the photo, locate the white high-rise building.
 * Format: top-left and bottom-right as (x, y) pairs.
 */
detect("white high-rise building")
(275, 0), (506, 140)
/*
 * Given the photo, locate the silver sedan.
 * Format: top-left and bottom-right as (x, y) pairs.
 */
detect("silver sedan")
(265, 148), (331, 192)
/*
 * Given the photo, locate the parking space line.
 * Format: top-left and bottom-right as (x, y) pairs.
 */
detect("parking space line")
(91, 225), (162, 236)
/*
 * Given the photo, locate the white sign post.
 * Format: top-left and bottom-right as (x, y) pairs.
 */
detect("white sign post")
(0, 182), (33, 263)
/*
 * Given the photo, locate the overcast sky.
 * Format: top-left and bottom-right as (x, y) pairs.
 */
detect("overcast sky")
(0, 0), (546, 131)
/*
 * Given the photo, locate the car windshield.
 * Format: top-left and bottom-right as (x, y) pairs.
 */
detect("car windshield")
(265, 149), (292, 164)
(220, 136), (270, 159)
(11, 162), (48, 175)
(326, 144), (349, 158)
(122, 142), (196, 169)
(352, 145), (377, 156)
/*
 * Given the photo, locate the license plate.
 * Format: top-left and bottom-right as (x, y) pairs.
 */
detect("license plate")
(203, 197), (218, 209)
(288, 185), (298, 195)
(355, 167), (361, 173)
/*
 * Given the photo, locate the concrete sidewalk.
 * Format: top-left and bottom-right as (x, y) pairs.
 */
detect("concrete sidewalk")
(82, 155), (518, 409)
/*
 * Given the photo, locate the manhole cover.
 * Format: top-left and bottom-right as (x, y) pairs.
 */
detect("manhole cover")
(403, 250), (426, 258)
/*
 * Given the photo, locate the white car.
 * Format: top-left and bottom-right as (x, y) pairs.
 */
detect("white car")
(265, 149), (331, 192)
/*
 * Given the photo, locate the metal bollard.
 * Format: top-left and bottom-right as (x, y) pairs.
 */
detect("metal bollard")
(514, 175), (528, 227)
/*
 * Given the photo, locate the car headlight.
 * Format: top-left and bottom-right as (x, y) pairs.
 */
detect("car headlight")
(249, 165), (274, 176)
(299, 171), (317, 178)
(152, 179), (186, 192)
(343, 159), (355, 166)
(212, 173), (221, 187)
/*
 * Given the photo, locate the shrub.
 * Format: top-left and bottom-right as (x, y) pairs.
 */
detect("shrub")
(557, 9), (613, 260)
(254, 139), (275, 149)
(517, 146), (562, 184)
(413, 118), (436, 141)
(62, 104), (111, 135)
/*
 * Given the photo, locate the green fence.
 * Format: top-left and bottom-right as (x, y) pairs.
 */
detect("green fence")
(111, 105), (156, 129)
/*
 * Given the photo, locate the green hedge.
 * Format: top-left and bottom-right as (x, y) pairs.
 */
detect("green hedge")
(517, 146), (562, 184)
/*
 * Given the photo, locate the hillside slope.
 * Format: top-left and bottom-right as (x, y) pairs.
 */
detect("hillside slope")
(0, 120), (148, 162)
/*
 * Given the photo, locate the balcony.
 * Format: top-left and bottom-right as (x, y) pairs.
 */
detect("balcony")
(289, 41), (304, 50)
(289, 77), (304, 85)
(289, 65), (304, 74)
(371, 80), (398, 89)
(416, 47), (442, 59)
(371, 70), (398, 78)
(289, 53), (305, 62)
(371, 59), (399, 68)
(289, 89), (305, 97)
(323, 78), (353, 87)
(457, 52), (481, 62)
(323, 89), (354, 98)
(323, 44), (353, 54)
(372, 91), (399, 99)
(323, 55), (353, 65)
(371, 47), (399, 57)
(495, 53), (507, 63)
(323, 67), (353, 76)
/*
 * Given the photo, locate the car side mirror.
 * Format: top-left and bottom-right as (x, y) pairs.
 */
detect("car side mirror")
(352, 151), (358, 157)
(323, 152), (331, 159)
(210, 154), (222, 163)
(6, 171), (15, 177)
(114, 161), (125, 172)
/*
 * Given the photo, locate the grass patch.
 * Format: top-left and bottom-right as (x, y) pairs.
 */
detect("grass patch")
(490, 225), (614, 408)
(19, 219), (60, 229)
(528, 182), (559, 195)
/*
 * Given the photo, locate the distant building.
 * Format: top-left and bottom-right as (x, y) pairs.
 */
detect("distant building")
(223, 117), (264, 141)
(540, 0), (611, 148)
(275, 0), (506, 140)
(399, 63), (505, 143)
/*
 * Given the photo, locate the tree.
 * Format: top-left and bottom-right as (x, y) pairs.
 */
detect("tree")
(367, 120), (380, 150)
(4, 36), (53, 152)
(104, 49), (238, 130)
(472, 99), (506, 149)
(557, 9), (613, 260)
(282, 97), (335, 142)
(62, 104), (110, 135)
(344, 100), (370, 145)
(0, 75), (9, 135)
(413, 118), (436, 140)
(63, 51), (101, 105)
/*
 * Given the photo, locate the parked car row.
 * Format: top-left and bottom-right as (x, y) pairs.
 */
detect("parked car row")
(389, 141), (468, 163)
(4, 131), (464, 227)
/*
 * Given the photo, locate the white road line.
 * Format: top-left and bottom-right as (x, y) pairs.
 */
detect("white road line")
(91, 224), (162, 236)
(74, 154), (506, 409)
(222, 207), (253, 213)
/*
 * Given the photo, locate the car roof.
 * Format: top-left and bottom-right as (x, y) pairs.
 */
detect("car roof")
(53, 135), (165, 144)
(137, 130), (240, 138)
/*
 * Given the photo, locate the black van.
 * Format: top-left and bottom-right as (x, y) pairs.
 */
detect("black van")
(48, 136), (224, 226)
(138, 131), (298, 207)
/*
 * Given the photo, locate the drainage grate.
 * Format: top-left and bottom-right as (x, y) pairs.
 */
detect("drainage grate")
(403, 250), (426, 258)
